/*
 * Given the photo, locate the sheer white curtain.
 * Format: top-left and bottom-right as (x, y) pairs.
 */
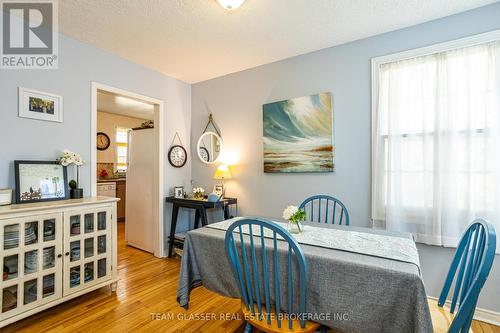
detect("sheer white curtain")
(372, 41), (500, 252)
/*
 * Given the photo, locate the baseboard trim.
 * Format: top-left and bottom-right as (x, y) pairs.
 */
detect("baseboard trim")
(427, 296), (500, 327)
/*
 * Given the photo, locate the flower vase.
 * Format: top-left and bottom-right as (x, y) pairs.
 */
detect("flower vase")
(288, 220), (304, 234)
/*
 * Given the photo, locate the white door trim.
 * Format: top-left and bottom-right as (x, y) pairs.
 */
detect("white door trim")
(90, 82), (165, 258)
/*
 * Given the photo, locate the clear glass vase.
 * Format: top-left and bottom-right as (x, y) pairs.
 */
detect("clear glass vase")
(288, 220), (304, 234)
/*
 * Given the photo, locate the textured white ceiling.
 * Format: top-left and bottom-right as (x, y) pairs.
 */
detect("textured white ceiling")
(59, 0), (498, 83)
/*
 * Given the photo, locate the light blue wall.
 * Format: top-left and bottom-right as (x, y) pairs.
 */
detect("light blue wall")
(0, 31), (192, 252)
(191, 3), (500, 312)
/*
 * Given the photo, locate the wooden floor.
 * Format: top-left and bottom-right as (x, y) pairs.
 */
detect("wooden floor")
(3, 223), (499, 333)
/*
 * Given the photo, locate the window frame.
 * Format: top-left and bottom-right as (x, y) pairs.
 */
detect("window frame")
(370, 29), (500, 223)
(115, 126), (131, 172)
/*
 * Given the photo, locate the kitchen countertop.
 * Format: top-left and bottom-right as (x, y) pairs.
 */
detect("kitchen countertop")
(97, 178), (126, 183)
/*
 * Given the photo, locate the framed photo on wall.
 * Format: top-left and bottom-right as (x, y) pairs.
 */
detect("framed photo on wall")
(14, 161), (69, 204)
(18, 87), (63, 123)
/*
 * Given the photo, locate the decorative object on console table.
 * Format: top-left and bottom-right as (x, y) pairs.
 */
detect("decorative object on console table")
(213, 184), (223, 197)
(283, 205), (306, 234)
(207, 193), (221, 202)
(18, 87), (63, 123)
(174, 186), (184, 198)
(213, 164), (232, 198)
(14, 161), (68, 204)
(263, 92), (334, 173)
(57, 150), (85, 199)
(193, 187), (205, 200)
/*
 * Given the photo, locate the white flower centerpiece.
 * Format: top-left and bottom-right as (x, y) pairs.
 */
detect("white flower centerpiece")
(193, 187), (205, 200)
(282, 205), (306, 234)
(57, 149), (85, 199)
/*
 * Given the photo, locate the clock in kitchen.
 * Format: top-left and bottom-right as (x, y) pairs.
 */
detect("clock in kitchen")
(97, 132), (110, 151)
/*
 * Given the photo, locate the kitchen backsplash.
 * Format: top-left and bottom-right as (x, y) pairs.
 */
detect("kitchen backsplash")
(97, 163), (114, 178)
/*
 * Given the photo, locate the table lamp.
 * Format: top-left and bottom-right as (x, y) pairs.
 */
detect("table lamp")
(213, 164), (232, 198)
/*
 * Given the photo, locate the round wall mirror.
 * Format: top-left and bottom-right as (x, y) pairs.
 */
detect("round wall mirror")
(197, 131), (223, 164)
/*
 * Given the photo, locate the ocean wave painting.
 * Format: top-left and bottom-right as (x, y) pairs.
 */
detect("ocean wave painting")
(263, 92), (334, 173)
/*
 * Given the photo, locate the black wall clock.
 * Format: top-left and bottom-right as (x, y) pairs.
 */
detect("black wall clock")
(97, 132), (110, 151)
(168, 145), (187, 168)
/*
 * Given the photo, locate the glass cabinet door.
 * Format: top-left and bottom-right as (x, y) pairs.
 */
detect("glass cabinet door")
(63, 207), (112, 296)
(0, 214), (62, 321)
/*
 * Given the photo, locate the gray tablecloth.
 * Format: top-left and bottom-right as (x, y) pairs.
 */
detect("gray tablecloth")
(177, 220), (432, 333)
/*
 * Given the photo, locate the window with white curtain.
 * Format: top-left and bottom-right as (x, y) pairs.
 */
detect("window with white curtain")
(372, 33), (500, 253)
(116, 127), (130, 172)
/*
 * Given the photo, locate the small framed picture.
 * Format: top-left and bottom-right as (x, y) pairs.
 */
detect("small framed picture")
(14, 161), (69, 204)
(19, 87), (63, 123)
(213, 184), (224, 197)
(174, 186), (184, 198)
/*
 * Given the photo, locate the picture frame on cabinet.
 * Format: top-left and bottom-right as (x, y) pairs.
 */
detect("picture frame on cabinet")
(14, 160), (69, 204)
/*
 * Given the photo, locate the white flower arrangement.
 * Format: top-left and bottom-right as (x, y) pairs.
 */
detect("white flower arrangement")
(282, 205), (299, 220)
(58, 149), (85, 166)
(282, 205), (306, 223)
(193, 187), (205, 199)
(193, 187), (205, 194)
(57, 149), (85, 188)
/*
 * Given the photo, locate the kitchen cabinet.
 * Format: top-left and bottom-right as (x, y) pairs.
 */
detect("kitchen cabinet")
(116, 181), (126, 222)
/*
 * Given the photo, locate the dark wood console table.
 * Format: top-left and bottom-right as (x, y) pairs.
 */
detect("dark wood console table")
(165, 196), (237, 257)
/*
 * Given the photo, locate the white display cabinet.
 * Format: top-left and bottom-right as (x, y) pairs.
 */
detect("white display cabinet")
(0, 197), (118, 328)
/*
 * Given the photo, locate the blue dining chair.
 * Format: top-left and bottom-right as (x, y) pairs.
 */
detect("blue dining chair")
(224, 218), (321, 333)
(299, 195), (349, 225)
(428, 219), (496, 333)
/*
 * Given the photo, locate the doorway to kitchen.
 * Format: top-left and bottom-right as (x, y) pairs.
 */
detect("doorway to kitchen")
(90, 82), (164, 258)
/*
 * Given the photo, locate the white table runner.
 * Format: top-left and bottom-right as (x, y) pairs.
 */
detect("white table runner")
(207, 217), (420, 268)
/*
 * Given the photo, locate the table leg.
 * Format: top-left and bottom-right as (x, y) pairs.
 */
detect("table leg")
(224, 204), (230, 220)
(194, 209), (201, 229)
(168, 204), (179, 258)
(200, 207), (209, 226)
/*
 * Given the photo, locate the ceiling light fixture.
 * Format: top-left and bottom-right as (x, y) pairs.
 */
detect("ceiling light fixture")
(216, 0), (245, 10)
(115, 96), (154, 110)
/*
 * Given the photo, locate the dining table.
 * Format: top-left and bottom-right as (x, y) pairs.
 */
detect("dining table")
(176, 217), (433, 333)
